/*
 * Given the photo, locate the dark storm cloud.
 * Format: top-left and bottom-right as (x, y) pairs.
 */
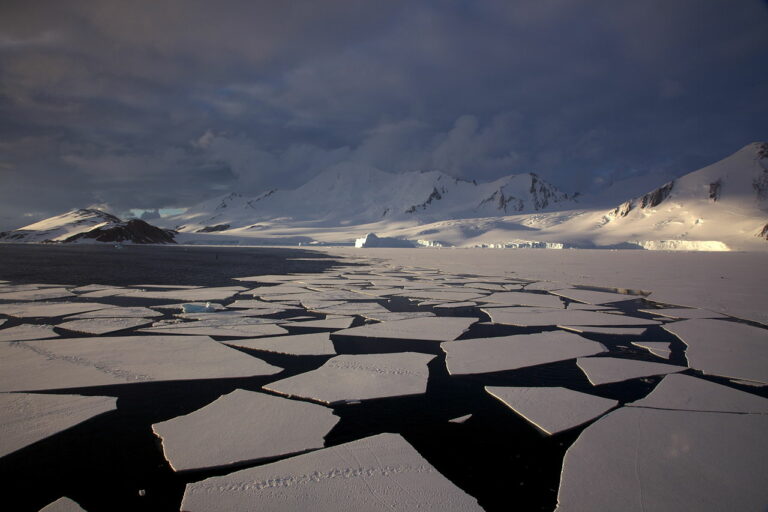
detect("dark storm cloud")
(1, 0), (766, 228)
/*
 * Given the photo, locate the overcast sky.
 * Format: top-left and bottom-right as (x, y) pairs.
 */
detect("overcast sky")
(1, 0), (767, 229)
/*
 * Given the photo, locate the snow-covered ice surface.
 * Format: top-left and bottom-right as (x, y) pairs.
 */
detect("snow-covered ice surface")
(38, 497), (87, 512)
(577, 357), (684, 385)
(485, 386), (617, 435)
(181, 433), (483, 512)
(152, 389), (339, 472)
(555, 407), (768, 512)
(443, 332), (607, 375)
(662, 319), (768, 384)
(0, 323), (59, 342)
(0, 393), (116, 457)
(265, 353), (435, 404)
(334, 317), (476, 342)
(0, 335), (281, 392)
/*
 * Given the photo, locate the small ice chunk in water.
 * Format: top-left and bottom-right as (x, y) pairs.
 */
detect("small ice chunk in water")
(631, 341), (672, 359)
(628, 373), (768, 414)
(443, 331), (607, 375)
(181, 433), (484, 512)
(577, 357), (684, 385)
(265, 352), (435, 404)
(0, 393), (116, 457)
(662, 319), (768, 384)
(152, 389), (339, 472)
(485, 386), (617, 435)
(449, 414), (472, 424)
(556, 407), (768, 511)
(38, 497), (87, 512)
(334, 316), (477, 342)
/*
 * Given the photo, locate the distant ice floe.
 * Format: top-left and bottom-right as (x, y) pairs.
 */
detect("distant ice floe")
(0, 393), (116, 458)
(181, 433), (483, 512)
(479, 291), (564, 308)
(38, 497), (87, 512)
(355, 233), (415, 248)
(392, 290), (485, 301)
(486, 386), (617, 435)
(0, 335), (281, 392)
(0, 324), (59, 342)
(153, 390), (339, 472)
(556, 408), (768, 511)
(57, 317), (154, 335)
(550, 289), (639, 305)
(482, 307), (659, 327)
(638, 307), (726, 320)
(560, 325), (648, 335)
(65, 306), (163, 319)
(280, 317), (354, 329)
(117, 286), (246, 301)
(443, 331), (607, 375)
(0, 302), (114, 318)
(264, 353), (435, 404)
(139, 317), (288, 337)
(360, 311), (435, 322)
(576, 357), (684, 385)
(334, 317), (477, 342)
(662, 319), (768, 384)
(224, 332), (336, 356)
(0, 287), (75, 301)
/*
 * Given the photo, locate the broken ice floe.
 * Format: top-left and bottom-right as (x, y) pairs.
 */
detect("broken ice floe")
(264, 353), (435, 404)
(224, 332), (336, 356)
(556, 407), (768, 511)
(152, 389), (339, 472)
(638, 307), (726, 320)
(334, 316), (477, 342)
(485, 386), (617, 435)
(57, 317), (154, 335)
(522, 281), (567, 291)
(449, 414), (472, 424)
(560, 325), (648, 336)
(280, 317), (355, 329)
(181, 433), (483, 511)
(478, 291), (564, 308)
(631, 341), (672, 359)
(550, 289), (639, 305)
(0, 324), (59, 342)
(443, 331), (607, 375)
(576, 357), (684, 386)
(482, 307), (659, 327)
(116, 286), (246, 301)
(628, 373), (768, 413)
(433, 301), (477, 310)
(360, 311), (435, 322)
(0, 287), (75, 301)
(139, 317), (288, 337)
(38, 497), (87, 512)
(228, 299), (300, 311)
(0, 302), (114, 318)
(0, 335), (281, 392)
(662, 319), (768, 383)
(392, 290), (486, 302)
(65, 306), (163, 319)
(0, 392), (116, 458)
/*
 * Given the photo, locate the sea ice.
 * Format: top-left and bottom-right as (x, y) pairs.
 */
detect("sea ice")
(228, 299), (300, 311)
(360, 311), (435, 322)
(482, 307), (659, 327)
(140, 317), (288, 337)
(523, 281), (567, 291)
(433, 301), (477, 310)
(631, 341), (672, 359)
(479, 291), (564, 308)
(485, 386), (617, 435)
(662, 319), (768, 383)
(152, 389), (339, 472)
(0, 302), (114, 318)
(638, 307), (726, 320)
(0, 287), (75, 301)
(560, 325), (649, 336)
(117, 286), (246, 301)
(550, 289), (638, 305)
(0, 392), (116, 457)
(225, 332), (336, 356)
(443, 331), (607, 375)
(0, 335), (281, 392)
(556, 407), (768, 511)
(57, 317), (154, 335)
(576, 357), (684, 385)
(65, 306), (163, 319)
(264, 353), (435, 404)
(449, 414), (472, 424)
(38, 497), (87, 512)
(181, 433), (483, 511)
(628, 373), (768, 413)
(281, 317), (355, 329)
(0, 324), (59, 342)
(391, 290), (486, 301)
(334, 317), (477, 342)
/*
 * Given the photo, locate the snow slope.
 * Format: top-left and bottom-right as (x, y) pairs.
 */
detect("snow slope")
(0, 209), (176, 244)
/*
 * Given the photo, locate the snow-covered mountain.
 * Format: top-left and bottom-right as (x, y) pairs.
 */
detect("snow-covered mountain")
(167, 166), (576, 232)
(0, 209), (176, 244)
